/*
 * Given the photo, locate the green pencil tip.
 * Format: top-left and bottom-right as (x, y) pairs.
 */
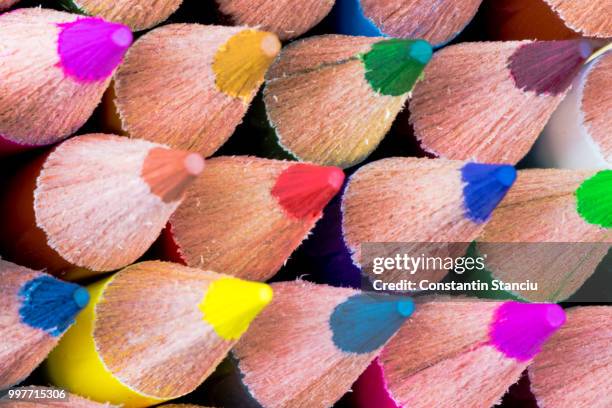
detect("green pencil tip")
(361, 38), (433, 97)
(575, 170), (612, 228)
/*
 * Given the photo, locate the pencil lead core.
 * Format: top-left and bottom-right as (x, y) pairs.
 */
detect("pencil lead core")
(213, 29), (281, 102)
(576, 170), (612, 227)
(508, 40), (592, 95)
(272, 164), (345, 220)
(200, 278), (273, 340)
(490, 302), (565, 362)
(330, 294), (414, 354)
(142, 148), (204, 203)
(461, 163), (517, 223)
(18, 276), (89, 337)
(58, 17), (133, 82)
(361, 39), (433, 96)
(261, 33), (282, 57)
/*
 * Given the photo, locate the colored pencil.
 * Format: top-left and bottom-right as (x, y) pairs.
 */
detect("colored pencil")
(45, 261), (273, 408)
(530, 306), (612, 408)
(161, 405), (208, 408)
(263, 35), (432, 168)
(214, 0), (335, 40)
(409, 40), (592, 164)
(0, 387), (114, 407)
(478, 169), (611, 302)
(228, 280), (414, 408)
(484, 0), (611, 40)
(109, 24), (281, 157)
(0, 392), (217, 408)
(535, 47), (612, 169)
(342, 157), (516, 283)
(483, 0), (579, 40)
(62, 0), (183, 31)
(0, 0), (18, 11)
(353, 298), (566, 408)
(0, 9), (132, 154)
(542, 0), (612, 38)
(0, 260), (89, 389)
(161, 156), (344, 281)
(0, 134), (204, 277)
(334, 0), (483, 47)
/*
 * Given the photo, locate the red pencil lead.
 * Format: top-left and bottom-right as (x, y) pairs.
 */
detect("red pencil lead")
(272, 164), (345, 220)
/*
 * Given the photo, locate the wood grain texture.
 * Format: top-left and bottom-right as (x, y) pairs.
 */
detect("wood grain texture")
(265, 35), (407, 168)
(0, 262), (55, 389)
(74, 0), (182, 30)
(582, 52), (612, 162)
(531, 306), (612, 408)
(410, 41), (570, 163)
(379, 299), (525, 408)
(544, 0), (612, 37)
(168, 157), (324, 281)
(114, 24), (257, 157)
(234, 281), (383, 408)
(94, 262), (234, 398)
(215, 0), (334, 40)
(342, 158), (483, 283)
(0, 9), (114, 146)
(360, 0), (482, 45)
(479, 169), (610, 301)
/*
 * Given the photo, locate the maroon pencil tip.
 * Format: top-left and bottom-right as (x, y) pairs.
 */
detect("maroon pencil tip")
(58, 17), (133, 82)
(272, 164), (345, 220)
(508, 40), (591, 95)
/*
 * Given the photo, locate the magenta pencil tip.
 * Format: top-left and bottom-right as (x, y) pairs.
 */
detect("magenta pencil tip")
(111, 26), (133, 48)
(490, 302), (565, 362)
(58, 17), (133, 82)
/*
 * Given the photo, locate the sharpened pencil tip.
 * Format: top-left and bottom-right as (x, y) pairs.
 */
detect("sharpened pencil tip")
(578, 40), (593, 59)
(409, 39), (433, 64)
(490, 302), (565, 362)
(111, 26), (133, 48)
(261, 33), (282, 58)
(213, 29), (280, 101)
(544, 304), (567, 329)
(576, 170), (612, 227)
(494, 165), (517, 187)
(272, 164), (345, 220)
(362, 38), (433, 96)
(19, 276), (88, 337)
(331, 294), (414, 354)
(58, 17), (133, 82)
(73, 287), (90, 309)
(509, 40), (591, 95)
(462, 163), (517, 223)
(201, 278), (273, 340)
(184, 153), (205, 176)
(397, 299), (415, 317)
(142, 147), (204, 203)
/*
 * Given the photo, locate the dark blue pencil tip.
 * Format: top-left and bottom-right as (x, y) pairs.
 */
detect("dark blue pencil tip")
(494, 165), (517, 187)
(19, 275), (89, 337)
(330, 294), (414, 354)
(462, 163), (517, 223)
